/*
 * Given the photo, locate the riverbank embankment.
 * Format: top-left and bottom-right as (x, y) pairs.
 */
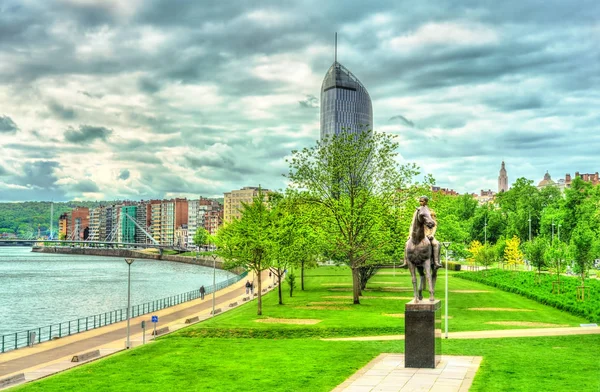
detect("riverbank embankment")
(31, 246), (242, 273)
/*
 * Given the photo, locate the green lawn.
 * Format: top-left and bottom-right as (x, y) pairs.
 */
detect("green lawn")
(12, 266), (600, 392)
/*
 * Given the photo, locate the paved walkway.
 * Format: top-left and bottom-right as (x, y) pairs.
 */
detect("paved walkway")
(323, 325), (600, 341)
(0, 271), (274, 390)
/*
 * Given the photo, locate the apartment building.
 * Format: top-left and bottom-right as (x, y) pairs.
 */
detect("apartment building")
(187, 197), (223, 246)
(67, 207), (90, 240)
(223, 187), (269, 223)
(58, 213), (68, 239)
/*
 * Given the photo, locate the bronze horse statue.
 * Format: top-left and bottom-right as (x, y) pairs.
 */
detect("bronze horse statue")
(404, 204), (439, 302)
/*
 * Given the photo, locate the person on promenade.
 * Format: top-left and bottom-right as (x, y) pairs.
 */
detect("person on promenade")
(199, 285), (205, 300)
(245, 280), (251, 294)
(250, 281), (254, 295)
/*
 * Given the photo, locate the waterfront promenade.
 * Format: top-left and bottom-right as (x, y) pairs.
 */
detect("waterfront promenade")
(0, 271), (270, 389)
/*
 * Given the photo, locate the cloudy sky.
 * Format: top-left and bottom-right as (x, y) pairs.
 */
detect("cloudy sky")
(1, 0), (598, 202)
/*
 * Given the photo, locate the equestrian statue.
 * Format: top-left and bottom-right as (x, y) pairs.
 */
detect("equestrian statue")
(402, 196), (442, 302)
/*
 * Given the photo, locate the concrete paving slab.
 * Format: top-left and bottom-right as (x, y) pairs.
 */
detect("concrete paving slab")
(332, 354), (482, 392)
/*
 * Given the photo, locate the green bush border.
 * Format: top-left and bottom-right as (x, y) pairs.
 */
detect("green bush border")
(455, 270), (600, 323)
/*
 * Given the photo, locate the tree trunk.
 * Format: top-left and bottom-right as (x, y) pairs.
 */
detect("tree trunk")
(301, 260), (305, 290)
(278, 271), (283, 305)
(257, 270), (262, 315)
(352, 267), (361, 304)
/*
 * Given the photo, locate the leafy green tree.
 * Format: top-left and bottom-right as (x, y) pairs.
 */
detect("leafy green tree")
(545, 240), (568, 288)
(286, 130), (421, 304)
(569, 224), (595, 287)
(286, 272), (296, 297)
(475, 243), (496, 274)
(525, 236), (549, 278)
(193, 227), (209, 250)
(214, 189), (272, 315)
(496, 178), (542, 242)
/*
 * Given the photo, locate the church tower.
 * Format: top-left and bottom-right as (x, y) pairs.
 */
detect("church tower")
(498, 161), (508, 192)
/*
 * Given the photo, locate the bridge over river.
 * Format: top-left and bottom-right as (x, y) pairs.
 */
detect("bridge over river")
(0, 239), (188, 253)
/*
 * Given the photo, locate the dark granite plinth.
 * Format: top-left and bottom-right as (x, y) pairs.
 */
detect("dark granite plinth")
(404, 299), (441, 368)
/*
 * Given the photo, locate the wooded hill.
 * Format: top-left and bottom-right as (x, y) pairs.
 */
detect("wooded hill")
(0, 201), (109, 237)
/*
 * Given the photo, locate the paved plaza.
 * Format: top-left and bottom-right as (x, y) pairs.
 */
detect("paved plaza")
(332, 354), (481, 392)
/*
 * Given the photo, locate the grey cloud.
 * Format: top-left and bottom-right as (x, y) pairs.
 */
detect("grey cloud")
(0, 165), (7, 176)
(389, 115), (415, 128)
(138, 77), (161, 94)
(118, 169), (130, 180)
(64, 125), (112, 144)
(0, 115), (18, 133)
(185, 154), (235, 170)
(299, 95), (319, 109)
(68, 180), (100, 193)
(485, 95), (545, 112)
(78, 90), (103, 99)
(140, 171), (189, 193)
(20, 160), (60, 188)
(48, 100), (77, 120)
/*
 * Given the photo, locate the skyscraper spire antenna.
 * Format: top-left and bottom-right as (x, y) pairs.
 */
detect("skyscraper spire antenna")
(334, 32), (337, 64)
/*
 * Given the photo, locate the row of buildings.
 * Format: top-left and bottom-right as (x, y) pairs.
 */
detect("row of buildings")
(58, 186), (269, 248)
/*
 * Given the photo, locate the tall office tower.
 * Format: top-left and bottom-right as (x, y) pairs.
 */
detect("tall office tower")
(498, 161), (508, 193)
(320, 34), (372, 141)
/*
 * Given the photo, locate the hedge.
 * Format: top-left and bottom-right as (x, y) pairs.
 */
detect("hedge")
(455, 269), (600, 323)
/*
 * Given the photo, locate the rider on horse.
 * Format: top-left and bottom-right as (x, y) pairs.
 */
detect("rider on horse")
(400, 196), (443, 269)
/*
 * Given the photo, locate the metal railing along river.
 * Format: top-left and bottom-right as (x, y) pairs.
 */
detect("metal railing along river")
(0, 271), (248, 353)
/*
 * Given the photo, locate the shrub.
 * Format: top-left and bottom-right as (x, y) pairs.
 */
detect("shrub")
(456, 269), (600, 323)
(442, 261), (461, 271)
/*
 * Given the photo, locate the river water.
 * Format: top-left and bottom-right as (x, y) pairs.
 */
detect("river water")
(0, 247), (236, 336)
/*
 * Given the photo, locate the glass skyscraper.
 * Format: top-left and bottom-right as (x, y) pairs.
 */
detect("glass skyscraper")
(320, 61), (373, 141)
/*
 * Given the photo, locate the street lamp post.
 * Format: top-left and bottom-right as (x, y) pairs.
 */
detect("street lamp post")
(124, 258), (135, 349)
(484, 215), (487, 245)
(552, 220), (555, 243)
(211, 254), (217, 316)
(441, 242), (451, 339)
(528, 211), (532, 242)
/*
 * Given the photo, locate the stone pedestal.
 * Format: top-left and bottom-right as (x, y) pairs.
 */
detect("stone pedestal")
(404, 299), (441, 368)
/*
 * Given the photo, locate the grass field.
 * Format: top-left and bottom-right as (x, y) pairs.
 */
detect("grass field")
(12, 266), (600, 392)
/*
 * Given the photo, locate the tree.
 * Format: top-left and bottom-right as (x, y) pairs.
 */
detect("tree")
(525, 236), (549, 279)
(476, 243), (496, 274)
(545, 240), (567, 291)
(504, 235), (524, 270)
(286, 272), (296, 297)
(214, 189), (272, 315)
(467, 240), (483, 269)
(569, 224), (595, 287)
(193, 227), (209, 250)
(286, 130), (421, 304)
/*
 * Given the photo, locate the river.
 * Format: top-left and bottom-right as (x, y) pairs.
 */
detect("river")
(0, 247), (236, 336)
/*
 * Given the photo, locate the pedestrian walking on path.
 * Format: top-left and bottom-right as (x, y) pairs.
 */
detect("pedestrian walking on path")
(199, 285), (205, 300)
(245, 280), (251, 294)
